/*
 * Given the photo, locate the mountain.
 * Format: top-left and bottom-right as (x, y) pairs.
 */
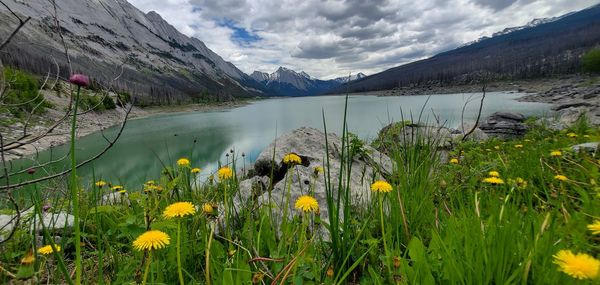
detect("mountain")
(334, 4), (600, 94)
(0, 0), (265, 105)
(333, 73), (367, 83)
(250, 67), (364, 96)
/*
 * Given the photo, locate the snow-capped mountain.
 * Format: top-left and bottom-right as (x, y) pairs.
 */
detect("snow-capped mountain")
(333, 73), (367, 83)
(250, 71), (270, 82)
(249, 67), (364, 96)
(460, 14), (573, 48)
(0, 0), (263, 103)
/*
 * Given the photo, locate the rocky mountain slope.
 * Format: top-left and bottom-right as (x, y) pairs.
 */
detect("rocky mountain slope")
(0, 0), (264, 105)
(250, 67), (365, 96)
(333, 4), (600, 94)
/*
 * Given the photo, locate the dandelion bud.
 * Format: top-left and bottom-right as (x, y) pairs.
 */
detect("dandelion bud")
(326, 266), (334, 278)
(69, 74), (89, 87)
(252, 272), (264, 284)
(393, 256), (401, 268)
(202, 203), (213, 214)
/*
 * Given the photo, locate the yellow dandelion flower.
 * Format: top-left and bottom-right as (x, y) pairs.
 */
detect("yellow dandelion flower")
(202, 203), (213, 214)
(371, 180), (393, 193)
(524, 139), (531, 142)
(177, 158), (190, 167)
(37, 245), (60, 255)
(294, 195), (319, 213)
(145, 180), (155, 186)
(111, 185), (123, 191)
(218, 167), (233, 180)
(587, 220), (600, 235)
(515, 177), (527, 189)
(119, 189), (127, 194)
(554, 175), (568, 181)
(163, 202), (196, 218)
(20, 251), (35, 264)
(553, 249), (600, 280)
(567, 132), (578, 138)
(133, 230), (170, 251)
(95, 180), (106, 188)
(482, 177), (505, 185)
(515, 144), (524, 148)
(449, 158), (459, 164)
(488, 171), (500, 177)
(550, 150), (562, 157)
(191, 167), (202, 174)
(283, 153), (302, 165)
(314, 166), (324, 174)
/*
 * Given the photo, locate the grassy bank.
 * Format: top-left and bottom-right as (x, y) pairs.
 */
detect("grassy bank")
(1, 110), (599, 284)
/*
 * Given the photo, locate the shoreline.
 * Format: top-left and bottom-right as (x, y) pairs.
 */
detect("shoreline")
(5, 74), (598, 162)
(3, 99), (255, 162)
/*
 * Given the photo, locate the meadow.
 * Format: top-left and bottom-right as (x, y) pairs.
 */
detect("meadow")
(1, 83), (599, 284)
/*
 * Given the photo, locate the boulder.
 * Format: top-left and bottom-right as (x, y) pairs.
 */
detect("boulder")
(0, 209), (74, 241)
(479, 112), (527, 139)
(101, 192), (130, 205)
(235, 127), (392, 232)
(375, 122), (453, 154)
(452, 123), (489, 142)
(571, 142), (598, 154)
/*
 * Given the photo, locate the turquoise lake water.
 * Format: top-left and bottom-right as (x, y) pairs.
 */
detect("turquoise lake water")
(7, 92), (551, 188)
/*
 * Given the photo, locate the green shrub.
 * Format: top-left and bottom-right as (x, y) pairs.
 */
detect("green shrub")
(116, 91), (131, 106)
(582, 48), (600, 73)
(1, 67), (52, 117)
(102, 95), (116, 110)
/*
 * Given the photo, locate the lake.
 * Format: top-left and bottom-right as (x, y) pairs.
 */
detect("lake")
(8, 92), (551, 188)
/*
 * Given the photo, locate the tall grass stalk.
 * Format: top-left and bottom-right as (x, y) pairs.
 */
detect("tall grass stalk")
(69, 84), (82, 285)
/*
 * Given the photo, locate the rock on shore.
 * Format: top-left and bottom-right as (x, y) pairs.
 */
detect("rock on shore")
(235, 127), (392, 230)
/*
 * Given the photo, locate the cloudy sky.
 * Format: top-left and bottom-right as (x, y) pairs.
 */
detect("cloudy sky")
(129, 0), (597, 79)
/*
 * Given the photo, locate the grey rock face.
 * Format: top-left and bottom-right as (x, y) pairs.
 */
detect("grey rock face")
(235, 127), (392, 231)
(0, 0), (259, 100)
(0, 209), (74, 240)
(451, 123), (489, 142)
(479, 112), (528, 139)
(397, 124), (453, 148)
(101, 192), (130, 205)
(571, 142), (599, 154)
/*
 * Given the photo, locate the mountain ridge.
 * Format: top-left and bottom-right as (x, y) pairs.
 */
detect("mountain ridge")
(0, 0), (264, 105)
(333, 4), (600, 94)
(250, 67), (365, 96)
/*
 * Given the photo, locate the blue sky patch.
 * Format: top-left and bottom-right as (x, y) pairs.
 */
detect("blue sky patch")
(218, 19), (261, 46)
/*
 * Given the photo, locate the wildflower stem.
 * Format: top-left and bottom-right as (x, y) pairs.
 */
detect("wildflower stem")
(205, 221), (215, 285)
(379, 194), (391, 275)
(176, 220), (184, 285)
(142, 250), (152, 285)
(70, 85), (82, 285)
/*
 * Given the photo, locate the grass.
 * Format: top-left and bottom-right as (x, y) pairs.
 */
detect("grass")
(1, 107), (600, 284)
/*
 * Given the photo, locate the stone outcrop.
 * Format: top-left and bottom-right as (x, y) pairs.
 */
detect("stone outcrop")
(520, 78), (600, 125)
(235, 127), (392, 229)
(478, 112), (528, 139)
(571, 142), (599, 154)
(0, 208), (74, 241)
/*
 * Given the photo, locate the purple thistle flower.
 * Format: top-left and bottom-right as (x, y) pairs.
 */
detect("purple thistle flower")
(69, 74), (89, 87)
(27, 168), (36, 174)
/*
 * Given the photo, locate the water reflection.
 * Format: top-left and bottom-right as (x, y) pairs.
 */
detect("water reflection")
(8, 92), (551, 187)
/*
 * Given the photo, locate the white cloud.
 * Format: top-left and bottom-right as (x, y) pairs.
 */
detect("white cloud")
(128, 0), (597, 79)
